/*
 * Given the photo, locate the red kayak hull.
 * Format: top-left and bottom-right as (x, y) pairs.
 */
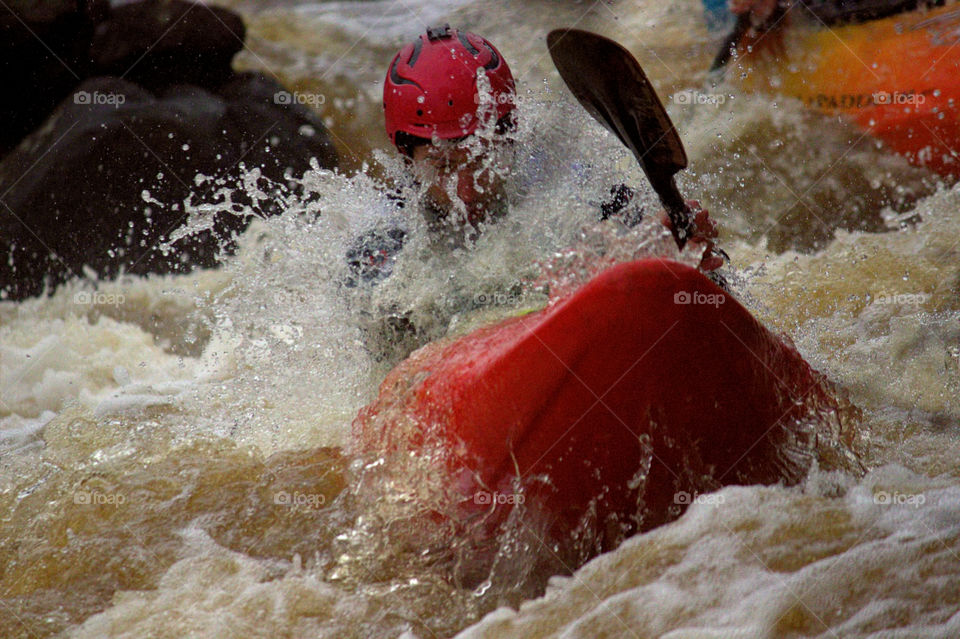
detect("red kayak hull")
(353, 259), (836, 552)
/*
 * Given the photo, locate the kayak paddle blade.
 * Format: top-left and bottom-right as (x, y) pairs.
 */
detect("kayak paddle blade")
(547, 28), (692, 247)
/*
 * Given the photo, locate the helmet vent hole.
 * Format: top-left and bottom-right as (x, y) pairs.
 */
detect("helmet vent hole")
(416, 109), (424, 116)
(448, 100), (454, 106)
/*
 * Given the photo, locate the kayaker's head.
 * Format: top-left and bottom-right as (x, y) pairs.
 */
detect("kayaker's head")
(383, 24), (516, 232)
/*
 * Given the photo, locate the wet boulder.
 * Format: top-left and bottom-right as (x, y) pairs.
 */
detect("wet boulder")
(0, 75), (338, 300)
(0, 0), (245, 157)
(218, 71), (339, 188)
(0, 0), (341, 300)
(0, 0), (110, 155)
(89, 0), (245, 91)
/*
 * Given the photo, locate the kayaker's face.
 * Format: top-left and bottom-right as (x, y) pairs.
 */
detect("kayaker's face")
(411, 136), (506, 230)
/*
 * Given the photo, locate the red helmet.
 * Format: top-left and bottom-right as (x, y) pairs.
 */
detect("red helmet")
(384, 24), (516, 154)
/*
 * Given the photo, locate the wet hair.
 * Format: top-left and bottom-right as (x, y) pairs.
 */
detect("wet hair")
(395, 111), (517, 158)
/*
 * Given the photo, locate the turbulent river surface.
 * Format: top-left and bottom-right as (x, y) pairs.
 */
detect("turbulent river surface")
(2, 0), (959, 637)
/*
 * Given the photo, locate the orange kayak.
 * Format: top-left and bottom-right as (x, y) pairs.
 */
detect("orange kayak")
(733, 4), (960, 176)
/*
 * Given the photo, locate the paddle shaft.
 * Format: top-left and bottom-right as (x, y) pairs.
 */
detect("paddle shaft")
(649, 172), (693, 246)
(710, 14), (750, 73)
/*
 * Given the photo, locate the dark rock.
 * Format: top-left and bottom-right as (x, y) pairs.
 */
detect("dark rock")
(90, 0), (245, 91)
(0, 75), (338, 300)
(0, 0), (110, 155)
(0, 0), (248, 157)
(0, 2), (340, 300)
(217, 72), (338, 185)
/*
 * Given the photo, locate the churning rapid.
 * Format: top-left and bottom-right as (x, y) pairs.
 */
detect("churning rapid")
(2, 1), (959, 638)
